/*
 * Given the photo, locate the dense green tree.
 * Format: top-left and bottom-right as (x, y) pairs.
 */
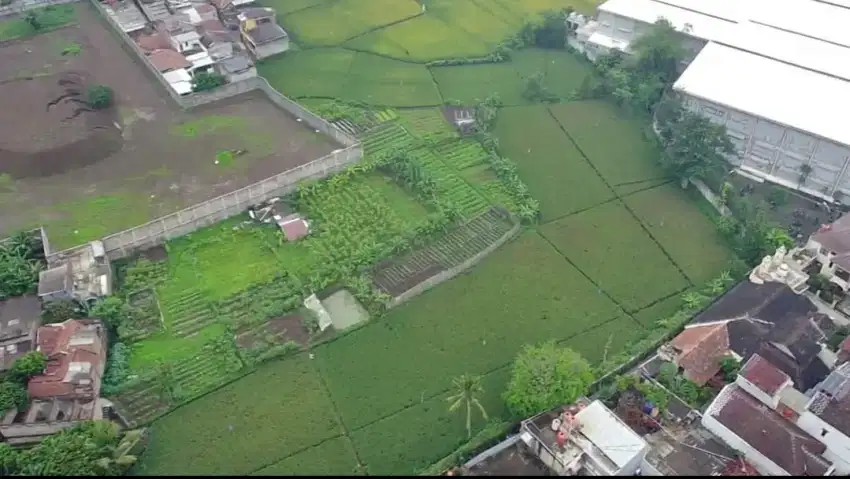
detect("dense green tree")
(8, 351), (46, 383)
(87, 85), (114, 109)
(192, 71), (226, 92)
(628, 19), (685, 90)
(0, 232), (43, 300)
(41, 298), (82, 324)
(504, 341), (594, 418)
(0, 381), (28, 414)
(90, 296), (130, 332)
(655, 97), (735, 186)
(447, 374), (488, 439)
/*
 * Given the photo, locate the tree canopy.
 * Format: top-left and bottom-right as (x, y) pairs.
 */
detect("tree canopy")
(655, 96), (735, 185)
(8, 351), (46, 384)
(503, 341), (595, 418)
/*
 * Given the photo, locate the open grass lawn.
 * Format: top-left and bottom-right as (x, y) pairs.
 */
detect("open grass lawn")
(432, 63), (526, 105)
(0, 4), (76, 41)
(539, 200), (690, 311)
(281, 0), (422, 46)
(426, 0), (517, 44)
(251, 436), (362, 476)
(314, 231), (623, 430)
(134, 355), (342, 476)
(258, 48), (355, 99)
(345, 14), (490, 62)
(344, 52), (442, 106)
(493, 105), (614, 221)
(550, 101), (667, 187)
(509, 48), (590, 99)
(625, 184), (738, 284)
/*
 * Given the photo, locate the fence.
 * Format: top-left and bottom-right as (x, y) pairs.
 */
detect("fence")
(46, 145), (361, 264)
(0, 0), (77, 17)
(386, 219), (521, 309)
(88, 0), (358, 147)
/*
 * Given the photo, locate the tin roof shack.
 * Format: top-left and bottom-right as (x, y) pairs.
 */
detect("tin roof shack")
(520, 399), (649, 475)
(0, 296), (41, 372)
(38, 241), (112, 304)
(0, 319), (109, 445)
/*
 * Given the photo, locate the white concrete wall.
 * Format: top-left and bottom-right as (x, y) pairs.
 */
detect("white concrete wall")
(735, 375), (783, 410)
(680, 95), (850, 204)
(701, 413), (790, 475)
(254, 37), (289, 60)
(796, 411), (850, 473)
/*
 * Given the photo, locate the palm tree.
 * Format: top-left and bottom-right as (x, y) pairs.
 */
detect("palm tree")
(447, 374), (488, 439)
(95, 428), (145, 474)
(682, 292), (707, 310)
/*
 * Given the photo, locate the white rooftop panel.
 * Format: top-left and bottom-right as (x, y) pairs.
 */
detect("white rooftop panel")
(747, 0), (850, 47)
(576, 401), (647, 469)
(714, 21), (850, 81)
(598, 0), (741, 41)
(674, 42), (850, 147)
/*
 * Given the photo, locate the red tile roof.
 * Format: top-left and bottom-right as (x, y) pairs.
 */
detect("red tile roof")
(709, 385), (830, 476)
(27, 320), (106, 401)
(740, 354), (791, 396)
(670, 323), (731, 385)
(147, 49), (191, 73)
(720, 458), (761, 476)
(135, 31), (172, 53)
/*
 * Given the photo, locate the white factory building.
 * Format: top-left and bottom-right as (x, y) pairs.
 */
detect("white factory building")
(571, 0), (850, 204)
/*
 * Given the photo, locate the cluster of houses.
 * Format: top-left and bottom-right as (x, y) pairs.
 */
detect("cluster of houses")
(104, 0), (289, 95)
(0, 242), (114, 445)
(462, 211), (850, 476)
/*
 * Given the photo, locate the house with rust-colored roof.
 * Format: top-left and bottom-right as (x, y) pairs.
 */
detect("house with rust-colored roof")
(0, 319), (109, 445)
(703, 354), (850, 475)
(659, 280), (834, 391)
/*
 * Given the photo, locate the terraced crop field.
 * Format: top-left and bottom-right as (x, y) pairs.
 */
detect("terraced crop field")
(122, 289), (164, 342)
(361, 122), (419, 156)
(398, 107), (457, 141)
(372, 207), (516, 296)
(113, 343), (244, 426)
(410, 148), (490, 217)
(434, 139), (490, 170)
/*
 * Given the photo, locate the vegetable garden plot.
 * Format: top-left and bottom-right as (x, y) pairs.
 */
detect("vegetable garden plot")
(549, 101), (667, 186)
(122, 289), (164, 342)
(493, 105), (614, 221)
(361, 122), (420, 156)
(344, 53), (442, 107)
(251, 436), (362, 476)
(434, 139), (489, 170)
(539, 200), (690, 312)
(345, 14), (489, 62)
(397, 107), (457, 141)
(258, 48), (355, 99)
(351, 368), (510, 476)
(281, 0), (422, 46)
(135, 355), (342, 476)
(314, 231), (622, 429)
(432, 63), (526, 106)
(625, 184), (737, 284)
(410, 148), (490, 218)
(427, 0), (518, 44)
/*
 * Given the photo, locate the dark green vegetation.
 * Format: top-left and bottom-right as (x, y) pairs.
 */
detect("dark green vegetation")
(0, 231), (44, 299)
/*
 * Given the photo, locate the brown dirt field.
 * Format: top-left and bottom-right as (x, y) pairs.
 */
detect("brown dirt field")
(235, 313), (310, 349)
(0, 4), (339, 249)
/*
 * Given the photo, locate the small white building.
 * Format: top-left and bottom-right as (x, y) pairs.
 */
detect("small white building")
(520, 399), (649, 475)
(162, 69), (194, 96)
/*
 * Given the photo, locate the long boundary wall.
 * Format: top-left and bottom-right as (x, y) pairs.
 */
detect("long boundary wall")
(386, 218), (521, 309)
(40, 0), (362, 264)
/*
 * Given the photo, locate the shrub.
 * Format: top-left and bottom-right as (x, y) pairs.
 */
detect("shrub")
(521, 71), (558, 103)
(192, 71), (226, 92)
(101, 343), (130, 396)
(87, 85), (114, 109)
(8, 351), (46, 383)
(41, 299), (81, 324)
(0, 381), (28, 414)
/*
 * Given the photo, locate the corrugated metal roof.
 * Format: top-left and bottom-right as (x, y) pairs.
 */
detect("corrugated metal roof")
(575, 400), (647, 470)
(673, 42), (850, 147)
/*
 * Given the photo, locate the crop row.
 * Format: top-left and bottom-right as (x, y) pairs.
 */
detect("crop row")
(398, 107), (456, 141)
(159, 288), (216, 338)
(122, 289), (165, 342)
(361, 122), (419, 156)
(410, 148), (489, 217)
(372, 207), (514, 296)
(434, 139), (489, 170)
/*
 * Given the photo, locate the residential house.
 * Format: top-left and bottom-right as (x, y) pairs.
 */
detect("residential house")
(209, 0), (255, 14)
(796, 214), (850, 293)
(519, 399), (649, 475)
(148, 48), (192, 73)
(161, 16), (216, 76)
(181, 3), (218, 25)
(0, 319), (109, 445)
(659, 278), (834, 392)
(703, 353), (850, 475)
(198, 19), (238, 60)
(238, 7), (289, 60)
(0, 296), (41, 372)
(38, 241), (111, 305)
(217, 53), (256, 83)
